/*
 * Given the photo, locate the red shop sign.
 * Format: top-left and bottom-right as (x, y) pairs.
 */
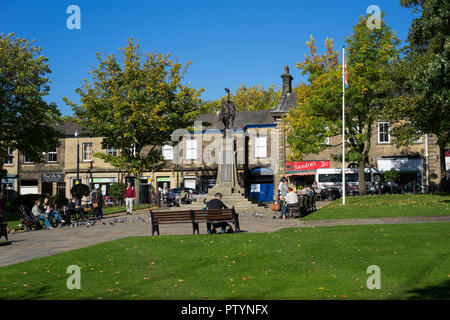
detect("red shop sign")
(286, 160), (330, 171)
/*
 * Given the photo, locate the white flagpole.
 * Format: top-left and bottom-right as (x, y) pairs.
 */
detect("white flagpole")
(342, 46), (346, 205)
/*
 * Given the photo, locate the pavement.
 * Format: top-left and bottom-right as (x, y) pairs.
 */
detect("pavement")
(1, 201), (449, 268)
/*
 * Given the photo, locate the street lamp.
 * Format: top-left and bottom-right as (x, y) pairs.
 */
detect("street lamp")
(74, 129), (80, 185)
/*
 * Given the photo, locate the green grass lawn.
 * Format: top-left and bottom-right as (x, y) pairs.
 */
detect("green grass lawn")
(304, 194), (450, 221)
(1, 222), (448, 300)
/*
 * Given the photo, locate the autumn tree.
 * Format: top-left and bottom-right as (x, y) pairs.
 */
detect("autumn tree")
(64, 38), (204, 203)
(0, 33), (62, 172)
(383, 0), (450, 188)
(284, 13), (400, 195)
(203, 84), (281, 112)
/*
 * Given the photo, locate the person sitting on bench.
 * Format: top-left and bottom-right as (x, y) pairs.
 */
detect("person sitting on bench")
(45, 204), (65, 227)
(206, 193), (231, 234)
(68, 198), (84, 221)
(32, 200), (52, 229)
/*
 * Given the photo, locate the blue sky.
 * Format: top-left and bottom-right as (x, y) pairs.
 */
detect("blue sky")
(1, 0), (416, 116)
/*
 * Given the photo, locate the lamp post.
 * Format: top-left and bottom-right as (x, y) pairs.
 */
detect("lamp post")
(74, 129), (80, 185)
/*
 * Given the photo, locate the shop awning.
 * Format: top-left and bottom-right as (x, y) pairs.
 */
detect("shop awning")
(285, 172), (316, 177)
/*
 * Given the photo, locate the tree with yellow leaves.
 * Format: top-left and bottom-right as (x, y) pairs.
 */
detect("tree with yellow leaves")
(64, 38), (205, 202)
(284, 13), (400, 195)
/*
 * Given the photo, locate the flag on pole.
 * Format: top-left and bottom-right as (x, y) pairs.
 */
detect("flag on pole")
(343, 48), (348, 89)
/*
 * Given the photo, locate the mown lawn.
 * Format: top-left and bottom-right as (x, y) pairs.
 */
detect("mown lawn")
(304, 194), (450, 221)
(0, 222), (448, 300)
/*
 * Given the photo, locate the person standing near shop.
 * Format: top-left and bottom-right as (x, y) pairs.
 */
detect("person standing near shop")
(124, 182), (136, 215)
(91, 187), (104, 220)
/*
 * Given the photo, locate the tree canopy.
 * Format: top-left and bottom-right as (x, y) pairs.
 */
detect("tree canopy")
(0, 33), (62, 168)
(383, 0), (449, 185)
(203, 83), (281, 112)
(64, 38), (205, 200)
(283, 14), (400, 195)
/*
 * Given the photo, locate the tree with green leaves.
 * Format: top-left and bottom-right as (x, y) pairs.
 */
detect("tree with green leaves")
(70, 183), (90, 202)
(64, 38), (205, 202)
(203, 83), (281, 112)
(0, 33), (62, 172)
(109, 182), (126, 205)
(383, 169), (400, 194)
(284, 13), (401, 195)
(383, 0), (449, 188)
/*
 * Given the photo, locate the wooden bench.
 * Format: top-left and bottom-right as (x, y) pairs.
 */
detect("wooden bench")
(150, 207), (240, 236)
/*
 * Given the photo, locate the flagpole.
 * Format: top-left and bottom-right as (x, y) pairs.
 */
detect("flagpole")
(342, 46), (346, 206)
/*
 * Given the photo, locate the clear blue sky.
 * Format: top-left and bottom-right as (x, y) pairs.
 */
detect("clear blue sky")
(1, 0), (416, 116)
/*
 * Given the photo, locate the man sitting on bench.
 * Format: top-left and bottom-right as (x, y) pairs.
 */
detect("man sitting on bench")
(206, 193), (231, 234)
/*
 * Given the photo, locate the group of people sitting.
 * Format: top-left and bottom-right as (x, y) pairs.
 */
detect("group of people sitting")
(30, 186), (106, 230)
(276, 177), (315, 219)
(31, 198), (66, 229)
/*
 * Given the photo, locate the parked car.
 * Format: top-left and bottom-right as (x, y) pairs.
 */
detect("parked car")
(166, 188), (204, 206)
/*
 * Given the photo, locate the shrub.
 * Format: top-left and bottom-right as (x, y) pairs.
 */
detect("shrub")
(109, 182), (126, 205)
(70, 183), (90, 201)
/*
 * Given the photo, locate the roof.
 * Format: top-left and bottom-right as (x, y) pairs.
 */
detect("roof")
(195, 109), (275, 131)
(271, 91), (297, 114)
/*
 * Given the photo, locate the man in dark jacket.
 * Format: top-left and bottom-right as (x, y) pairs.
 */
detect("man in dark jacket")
(206, 193), (230, 234)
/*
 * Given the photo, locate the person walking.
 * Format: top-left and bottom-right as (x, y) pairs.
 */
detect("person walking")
(124, 182), (136, 215)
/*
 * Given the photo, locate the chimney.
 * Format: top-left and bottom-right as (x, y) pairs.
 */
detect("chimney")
(281, 65), (293, 95)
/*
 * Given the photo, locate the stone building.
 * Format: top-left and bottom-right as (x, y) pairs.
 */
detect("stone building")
(1, 66), (443, 203)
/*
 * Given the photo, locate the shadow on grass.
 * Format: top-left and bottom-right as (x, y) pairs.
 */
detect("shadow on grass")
(406, 280), (450, 300)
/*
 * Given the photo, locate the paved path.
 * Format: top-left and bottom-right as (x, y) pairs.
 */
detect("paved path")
(1, 202), (449, 268)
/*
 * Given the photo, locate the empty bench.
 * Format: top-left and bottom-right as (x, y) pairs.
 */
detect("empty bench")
(150, 207), (240, 236)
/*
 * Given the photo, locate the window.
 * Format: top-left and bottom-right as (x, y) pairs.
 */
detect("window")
(24, 155), (33, 164)
(46, 149), (58, 163)
(378, 122), (390, 143)
(321, 127), (330, 145)
(106, 146), (117, 157)
(162, 144), (173, 160)
(82, 143), (93, 161)
(255, 136), (267, 158)
(185, 139), (197, 160)
(5, 147), (13, 165)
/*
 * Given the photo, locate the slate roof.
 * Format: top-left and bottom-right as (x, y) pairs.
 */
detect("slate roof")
(195, 109), (275, 131)
(271, 91), (297, 113)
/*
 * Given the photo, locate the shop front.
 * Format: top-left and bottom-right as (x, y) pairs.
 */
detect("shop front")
(156, 176), (171, 193)
(1, 175), (16, 200)
(285, 160), (330, 188)
(89, 177), (118, 197)
(377, 157), (424, 187)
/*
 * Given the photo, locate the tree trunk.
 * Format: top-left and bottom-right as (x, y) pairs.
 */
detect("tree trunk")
(358, 159), (367, 196)
(135, 172), (141, 204)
